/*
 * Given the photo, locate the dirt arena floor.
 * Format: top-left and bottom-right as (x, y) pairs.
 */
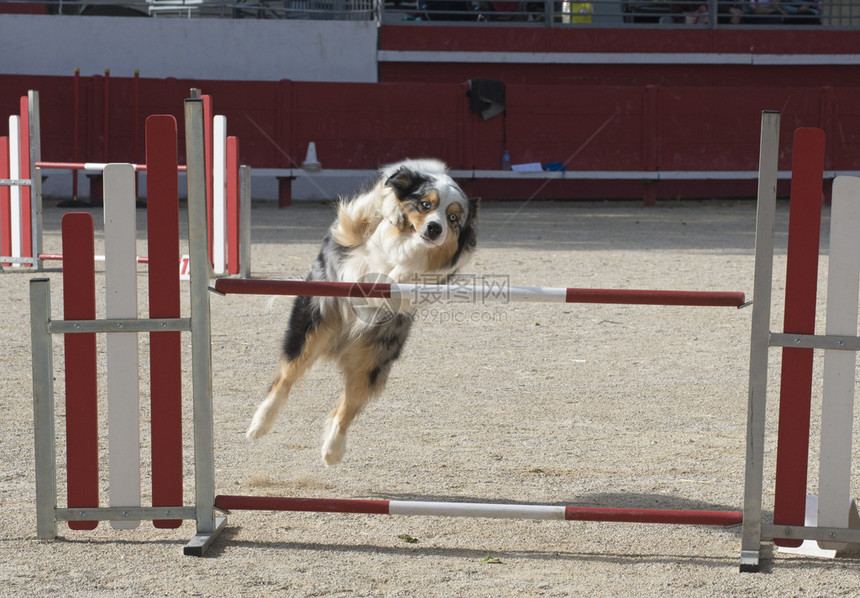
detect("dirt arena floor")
(2, 197), (859, 597)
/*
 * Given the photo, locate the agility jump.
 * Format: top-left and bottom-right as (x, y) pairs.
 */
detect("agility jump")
(213, 278), (746, 307)
(29, 103), (860, 569)
(740, 118), (860, 570)
(0, 91), (39, 270)
(2, 89), (250, 276)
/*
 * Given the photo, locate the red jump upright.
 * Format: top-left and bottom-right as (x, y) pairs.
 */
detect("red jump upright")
(61, 213), (99, 530)
(145, 115), (184, 529)
(772, 128), (826, 548)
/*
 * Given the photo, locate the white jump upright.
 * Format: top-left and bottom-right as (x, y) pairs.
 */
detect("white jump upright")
(814, 176), (860, 550)
(212, 115), (227, 275)
(8, 114), (22, 261)
(103, 164), (141, 529)
(774, 176), (860, 559)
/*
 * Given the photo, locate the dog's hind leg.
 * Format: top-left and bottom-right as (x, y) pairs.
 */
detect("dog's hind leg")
(321, 344), (398, 466)
(247, 326), (329, 440)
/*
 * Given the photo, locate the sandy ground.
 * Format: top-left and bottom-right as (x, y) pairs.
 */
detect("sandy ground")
(2, 197), (859, 597)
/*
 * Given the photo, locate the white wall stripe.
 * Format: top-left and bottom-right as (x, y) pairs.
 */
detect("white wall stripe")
(378, 50), (860, 66)
(103, 164), (141, 530)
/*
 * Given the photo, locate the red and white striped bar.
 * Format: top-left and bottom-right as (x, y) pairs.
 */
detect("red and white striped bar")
(36, 161), (188, 172)
(213, 279), (745, 308)
(214, 495), (742, 526)
(38, 253), (149, 264)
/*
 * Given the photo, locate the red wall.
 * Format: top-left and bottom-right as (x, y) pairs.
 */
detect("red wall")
(378, 26), (860, 88)
(379, 26), (860, 54)
(2, 73), (858, 200)
(0, 2), (44, 13)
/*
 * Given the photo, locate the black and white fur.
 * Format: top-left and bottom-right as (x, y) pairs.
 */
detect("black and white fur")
(247, 159), (479, 465)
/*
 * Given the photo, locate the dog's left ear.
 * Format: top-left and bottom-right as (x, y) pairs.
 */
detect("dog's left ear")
(385, 166), (421, 200)
(468, 196), (480, 220)
(463, 197), (480, 250)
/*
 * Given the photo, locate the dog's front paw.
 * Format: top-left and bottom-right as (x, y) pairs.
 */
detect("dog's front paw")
(321, 418), (346, 466)
(321, 434), (346, 466)
(246, 414), (272, 440)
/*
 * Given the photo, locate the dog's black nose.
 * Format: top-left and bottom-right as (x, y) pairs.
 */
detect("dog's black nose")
(425, 221), (443, 240)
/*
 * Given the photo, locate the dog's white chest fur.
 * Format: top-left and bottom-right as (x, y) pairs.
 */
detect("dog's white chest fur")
(338, 219), (441, 284)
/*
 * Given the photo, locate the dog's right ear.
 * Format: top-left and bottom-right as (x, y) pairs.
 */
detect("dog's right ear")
(385, 166), (422, 200)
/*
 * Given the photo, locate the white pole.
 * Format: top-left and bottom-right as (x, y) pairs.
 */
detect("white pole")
(390, 500), (567, 520)
(212, 116), (227, 275)
(103, 164), (141, 530)
(9, 115), (21, 262)
(392, 284), (568, 304)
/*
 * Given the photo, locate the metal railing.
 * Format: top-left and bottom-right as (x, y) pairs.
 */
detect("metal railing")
(24, 0), (376, 18)
(382, 0), (854, 27)
(2, 0), (858, 26)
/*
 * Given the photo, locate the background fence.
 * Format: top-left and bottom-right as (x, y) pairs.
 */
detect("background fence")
(1, 0), (858, 27)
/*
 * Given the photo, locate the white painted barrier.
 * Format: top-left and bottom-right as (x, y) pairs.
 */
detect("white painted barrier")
(103, 164), (141, 530)
(817, 176), (860, 550)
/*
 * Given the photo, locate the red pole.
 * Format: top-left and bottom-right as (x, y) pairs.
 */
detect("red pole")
(564, 506), (742, 526)
(564, 288), (744, 307)
(215, 279), (393, 298)
(226, 136), (240, 275)
(202, 94), (214, 264)
(215, 495), (390, 515)
(19, 95), (32, 262)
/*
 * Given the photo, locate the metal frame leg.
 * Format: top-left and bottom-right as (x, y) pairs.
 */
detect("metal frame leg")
(740, 111), (780, 572)
(28, 91), (43, 271)
(31, 278), (57, 539)
(239, 165), (252, 279)
(184, 97), (225, 556)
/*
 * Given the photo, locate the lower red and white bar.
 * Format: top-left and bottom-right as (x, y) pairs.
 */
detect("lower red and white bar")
(213, 279), (745, 308)
(214, 495), (742, 526)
